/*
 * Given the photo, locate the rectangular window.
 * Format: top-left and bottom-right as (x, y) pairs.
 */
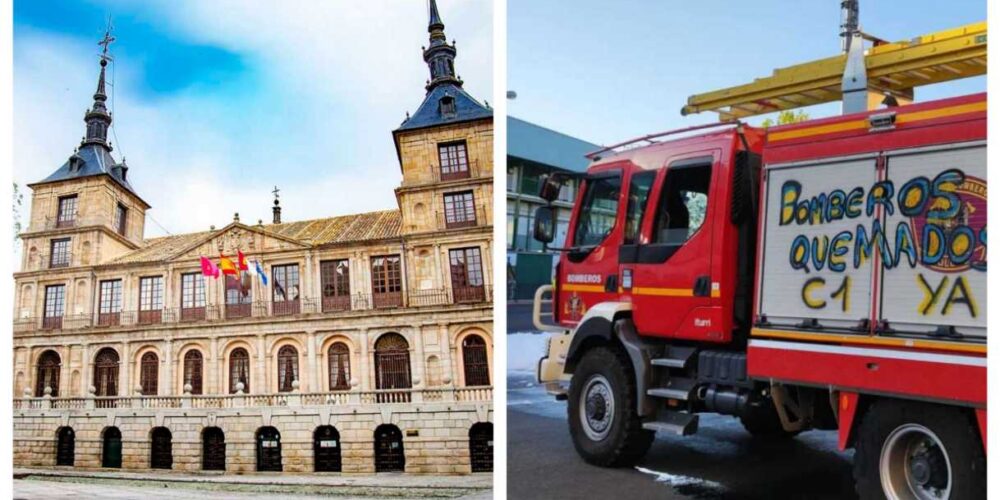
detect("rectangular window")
(449, 247), (486, 303)
(49, 238), (71, 268)
(444, 191), (477, 229)
(98, 279), (123, 326)
(225, 272), (252, 319)
(370, 255), (402, 308)
(572, 173), (622, 248)
(42, 285), (65, 329)
(652, 163), (712, 245)
(180, 272), (206, 321)
(272, 264), (300, 316)
(138, 276), (164, 324)
(439, 141), (470, 181)
(624, 171), (657, 244)
(321, 259), (351, 312)
(56, 195), (78, 228)
(114, 202), (128, 236)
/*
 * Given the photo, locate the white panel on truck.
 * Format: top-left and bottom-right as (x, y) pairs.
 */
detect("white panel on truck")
(880, 143), (986, 339)
(758, 156), (877, 329)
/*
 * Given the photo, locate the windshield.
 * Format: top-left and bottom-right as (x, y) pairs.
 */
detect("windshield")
(572, 173), (622, 247)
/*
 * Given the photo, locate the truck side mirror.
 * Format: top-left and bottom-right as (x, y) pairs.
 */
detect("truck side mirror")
(538, 174), (562, 202)
(533, 205), (556, 244)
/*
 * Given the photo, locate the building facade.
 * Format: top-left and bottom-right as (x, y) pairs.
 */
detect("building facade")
(506, 116), (598, 299)
(13, 1), (493, 475)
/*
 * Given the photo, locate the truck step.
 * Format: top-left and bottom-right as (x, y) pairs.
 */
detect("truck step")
(642, 412), (699, 436)
(651, 346), (698, 370)
(647, 377), (697, 401)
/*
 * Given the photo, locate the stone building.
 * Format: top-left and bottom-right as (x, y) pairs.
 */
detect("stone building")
(13, 1), (493, 475)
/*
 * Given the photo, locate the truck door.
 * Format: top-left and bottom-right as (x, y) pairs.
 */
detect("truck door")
(558, 168), (625, 324)
(622, 154), (719, 340)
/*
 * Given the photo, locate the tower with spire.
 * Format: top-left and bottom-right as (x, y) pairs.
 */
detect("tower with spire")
(21, 25), (149, 272)
(392, 0), (493, 237)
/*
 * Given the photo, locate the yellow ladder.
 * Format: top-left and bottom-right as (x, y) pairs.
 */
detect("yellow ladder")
(682, 22), (986, 122)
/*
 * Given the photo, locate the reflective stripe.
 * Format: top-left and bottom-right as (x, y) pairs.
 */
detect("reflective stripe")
(749, 339), (987, 367)
(751, 328), (986, 354)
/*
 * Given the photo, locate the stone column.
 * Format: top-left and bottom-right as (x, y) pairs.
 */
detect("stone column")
(359, 329), (370, 391)
(163, 339), (174, 395)
(80, 343), (90, 397)
(412, 327), (425, 388)
(256, 335), (266, 394)
(121, 340), (131, 397)
(307, 330), (319, 393)
(303, 252), (314, 307)
(60, 345), (72, 397)
(164, 265), (175, 320)
(440, 324), (455, 385)
(210, 336), (219, 394)
(432, 244), (443, 289)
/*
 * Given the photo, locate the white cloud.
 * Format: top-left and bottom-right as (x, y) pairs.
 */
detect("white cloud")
(14, 0), (492, 240)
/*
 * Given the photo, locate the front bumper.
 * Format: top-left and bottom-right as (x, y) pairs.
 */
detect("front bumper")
(537, 332), (572, 398)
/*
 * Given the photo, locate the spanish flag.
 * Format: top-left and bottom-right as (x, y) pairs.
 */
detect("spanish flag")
(219, 254), (239, 276)
(237, 250), (249, 271)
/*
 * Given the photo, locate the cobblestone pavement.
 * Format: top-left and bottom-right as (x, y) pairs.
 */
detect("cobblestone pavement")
(14, 478), (493, 499)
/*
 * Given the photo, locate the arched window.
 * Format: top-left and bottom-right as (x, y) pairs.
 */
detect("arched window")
(328, 343), (351, 391)
(277, 345), (299, 392)
(374, 333), (411, 390)
(229, 348), (250, 394)
(35, 350), (61, 397)
(94, 348), (119, 397)
(140, 352), (159, 396)
(374, 424), (405, 472)
(183, 350), (203, 395)
(462, 334), (490, 386)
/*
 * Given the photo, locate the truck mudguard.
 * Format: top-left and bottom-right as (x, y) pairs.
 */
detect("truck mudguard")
(564, 302), (658, 416)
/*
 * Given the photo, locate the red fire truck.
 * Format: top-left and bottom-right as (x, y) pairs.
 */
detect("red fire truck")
(533, 91), (986, 498)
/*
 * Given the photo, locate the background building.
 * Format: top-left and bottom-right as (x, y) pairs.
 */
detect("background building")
(506, 116), (599, 300)
(13, 1), (493, 475)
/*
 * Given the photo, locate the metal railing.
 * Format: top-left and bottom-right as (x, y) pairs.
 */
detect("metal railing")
(14, 386), (492, 411)
(435, 203), (491, 231)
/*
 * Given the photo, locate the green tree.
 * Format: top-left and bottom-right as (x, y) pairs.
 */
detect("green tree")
(760, 109), (810, 128)
(13, 182), (23, 242)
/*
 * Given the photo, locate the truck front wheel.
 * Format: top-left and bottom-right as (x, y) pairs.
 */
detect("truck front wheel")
(567, 346), (654, 467)
(853, 400), (985, 500)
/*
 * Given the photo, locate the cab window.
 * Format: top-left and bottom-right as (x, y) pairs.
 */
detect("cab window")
(652, 163), (712, 245)
(623, 171), (656, 244)
(572, 173), (621, 247)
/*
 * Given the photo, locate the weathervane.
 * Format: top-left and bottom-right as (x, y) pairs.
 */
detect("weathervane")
(272, 186), (280, 199)
(98, 16), (115, 62)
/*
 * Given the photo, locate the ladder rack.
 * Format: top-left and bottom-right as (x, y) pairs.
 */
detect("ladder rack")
(682, 22), (986, 122)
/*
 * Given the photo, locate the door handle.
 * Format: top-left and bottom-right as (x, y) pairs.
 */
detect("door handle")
(605, 274), (618, 293)
(693, 275), (710, 297)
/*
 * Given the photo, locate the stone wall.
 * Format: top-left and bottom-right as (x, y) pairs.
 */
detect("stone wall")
(14, 402), (492, 474)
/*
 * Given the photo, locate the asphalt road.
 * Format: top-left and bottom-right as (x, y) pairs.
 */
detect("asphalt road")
(506, 303), (857, 500)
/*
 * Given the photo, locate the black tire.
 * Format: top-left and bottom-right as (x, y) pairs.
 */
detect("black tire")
(567, 345), (653, 467)
(739, 399), (800, 439)
(853, 400), (985, 500)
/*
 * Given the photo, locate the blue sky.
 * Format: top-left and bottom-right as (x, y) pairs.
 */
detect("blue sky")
(13, 0), (493, 237)
(508, 0), (985, 145)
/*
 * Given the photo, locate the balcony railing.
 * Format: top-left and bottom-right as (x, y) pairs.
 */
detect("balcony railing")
(14, 287), (493, 335)
(436, 158), (482, 183)
(14, 386), (492, 411)
(435, 202), (491, 232)
(36, 253), (72, 270)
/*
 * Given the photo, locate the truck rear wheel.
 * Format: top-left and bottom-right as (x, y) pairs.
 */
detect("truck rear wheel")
(567, 346), (653, 467)
(853, 400), (985, 500)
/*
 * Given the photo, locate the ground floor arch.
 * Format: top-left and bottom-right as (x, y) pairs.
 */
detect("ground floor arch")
(469, 422), (493, 472)
(150, 427), (173, 469)
(256, 426), (282, 472)
(374, 424), (405, 473)
(101, 427), (122, 468)
(202, 427), (226, 471)
(55, 426), (74, 466)
(313, 425), (342, 472)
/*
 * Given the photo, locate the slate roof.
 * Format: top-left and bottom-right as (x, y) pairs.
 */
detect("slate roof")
(107, 209), (402, 266)
(394, 83), (492, 132)
(32, 143), (146, 205)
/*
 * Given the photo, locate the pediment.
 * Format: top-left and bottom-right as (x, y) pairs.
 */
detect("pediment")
(170, 223), (309, 262)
